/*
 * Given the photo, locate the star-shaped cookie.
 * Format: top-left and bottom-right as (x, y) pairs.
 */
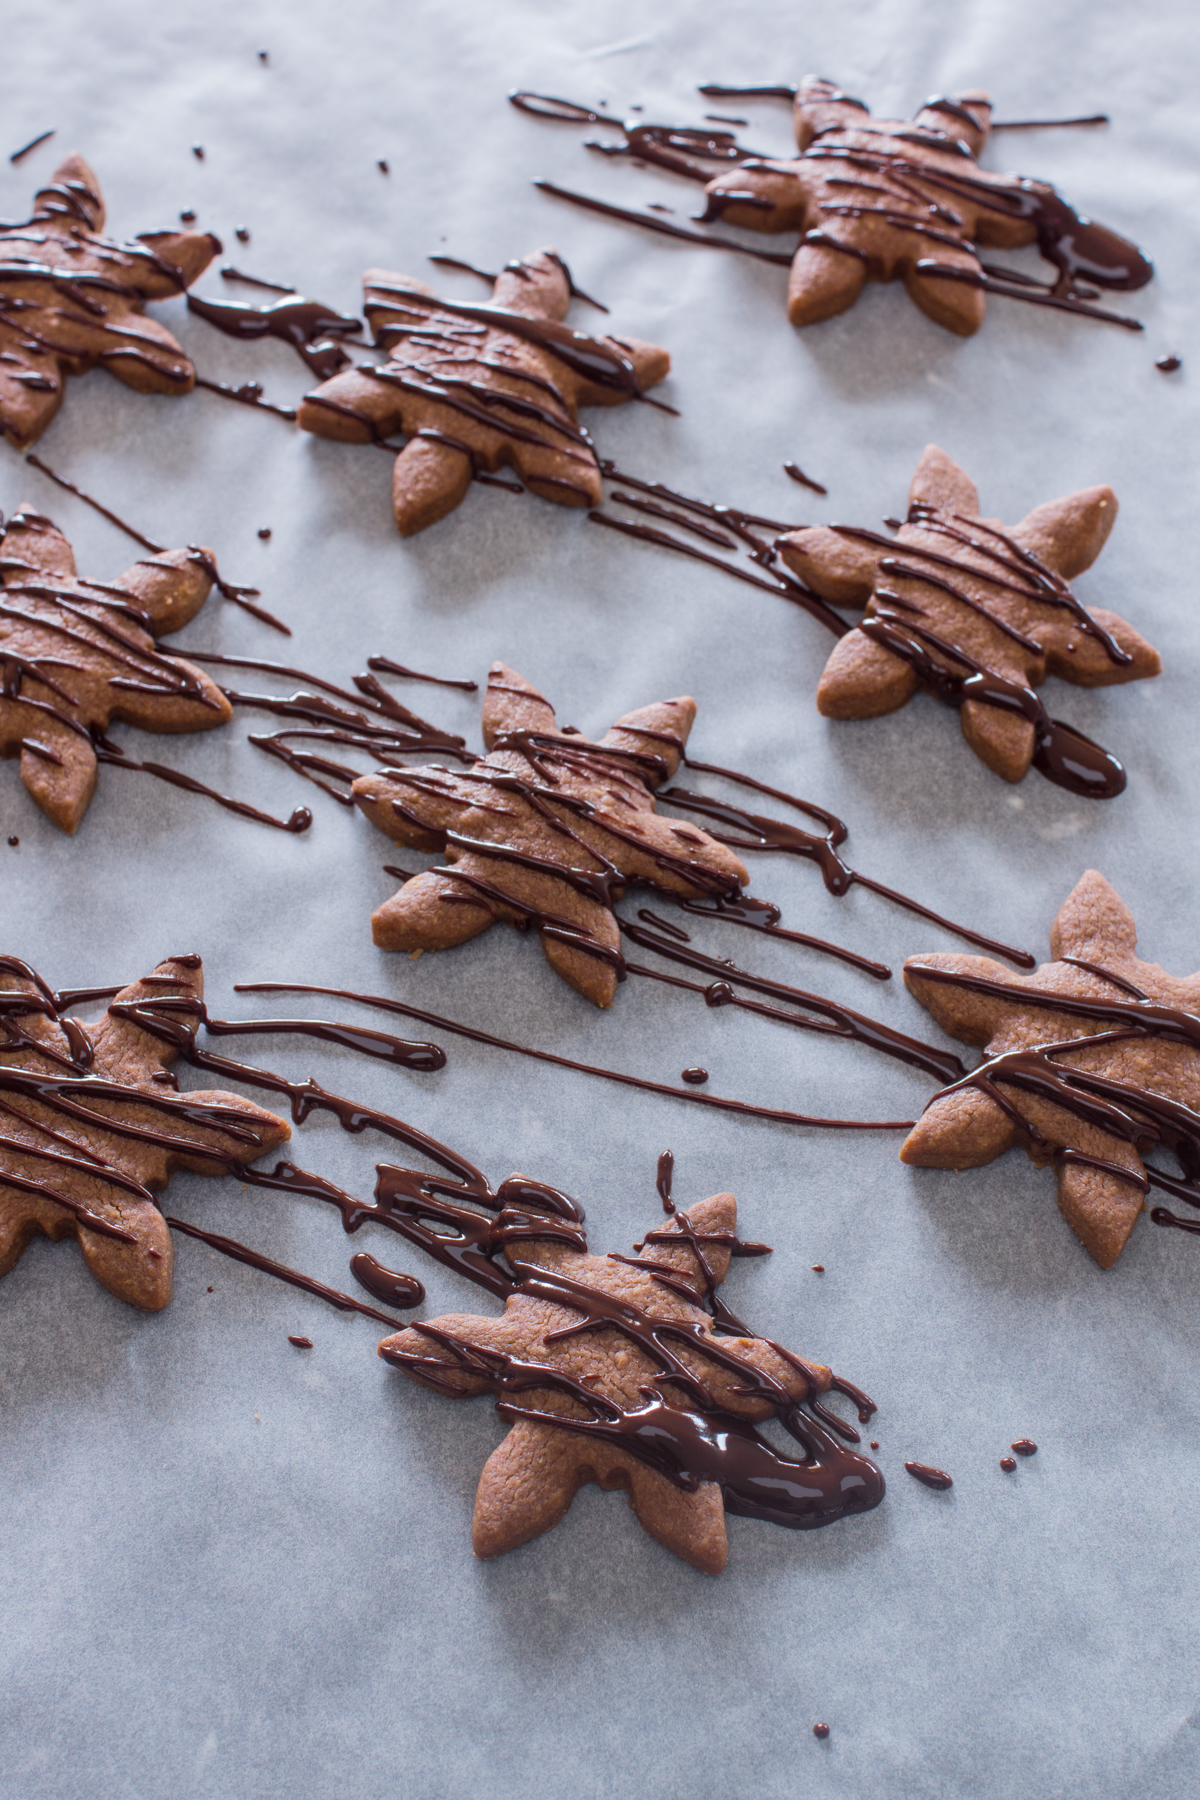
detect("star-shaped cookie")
(353, 661), (748, 1006)
(381, 1188), (880, 1572)
(296, 248), (670, 534)
(0, 153), (219, 446)
(777, 445), (1159, 784)
(0, 503), (232, 832)
(704, 78), (1075, 333)
(0, 953), (290, 1309)
(901, 870), (1200, 1268)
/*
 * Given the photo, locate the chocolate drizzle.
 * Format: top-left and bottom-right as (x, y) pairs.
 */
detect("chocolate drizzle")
(667, 756), (1036, 966)
(193, 374), (297, 421)
(25, 452), (288, 634)
(784, 461), (828, 496)
(592, 461), (848, 635)
(905, 1461), (953, 1490)
(186, 286), (364, 380)
(238, 980), (920, 1132)
(10, 130), (56, 166)
(180, 649), (473, 809)
(167, 1214), (419, 1325)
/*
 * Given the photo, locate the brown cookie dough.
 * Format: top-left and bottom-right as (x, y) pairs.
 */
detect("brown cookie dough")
(297, 248), (669, 534)
(381, 1191), (864, 1573)
(0, 505), (231, 832)
(353, 661), (747, 1006)
(0, 954), (290, 1309)
(901, 870), (1200, 1268)
(0, 154), (219, 446)
(778, 445), (1158, 786)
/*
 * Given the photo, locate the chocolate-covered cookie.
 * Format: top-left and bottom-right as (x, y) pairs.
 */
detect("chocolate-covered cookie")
(297, 249), (669, 534)
(0, 954), (289, 1309)
(381, 1186), (882, 1572)
(902, 871), (1200, 1268)
(778, 445), (1158, 793)
(0, 154), (219, 445)
(354, 661), (746, 1006)
(0, 505), (230, 831)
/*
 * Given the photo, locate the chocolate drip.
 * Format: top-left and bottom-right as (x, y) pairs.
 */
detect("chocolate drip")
(350, 1250), (425, 1309)
(105, 990), (448, 1140)
(238, 981), (920, 1132)
(389, 1325), (883, 1531)
(219, 267), (296, 296)
(641, 899), (891, 982)
(1000, 1456), (1017, 1472)
(179, 650), (471, 808)
(586, 120), (770, 185)
(697, 84), (798, 101)
(366, 653), (477, 693)
(913, 258), (1143, 331)
(534, 179), (795, 266)
(784, 461), (828, 496)
(990, 114), (1109, 130)
(1156, 354), (1181, 372)
(193, 374), (297, 420)
(859, 612), (1126, 799)
(836, 506), (1130, 664)
(186, 289), (363, 380)
(166, 1213), (418, 1324)
(1012, 1439), (1037, 1455)
(429, 248), (608, 314)
(905, 1461), (953, 1490)
(25, 452), (161, 553)
(10, 130), (56, 165)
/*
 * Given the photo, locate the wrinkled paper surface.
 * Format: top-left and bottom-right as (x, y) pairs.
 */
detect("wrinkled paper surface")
(1, 1), (1199, 1795)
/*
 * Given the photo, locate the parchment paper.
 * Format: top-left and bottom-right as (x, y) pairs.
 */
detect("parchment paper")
(2, 1), (1199, 1796)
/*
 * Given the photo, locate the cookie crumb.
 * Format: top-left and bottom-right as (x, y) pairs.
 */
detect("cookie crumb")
(192, 145), (204, 160)
(235, 226), (250, 243)
(207, 1285), (214, 1293)
(258, 49), (268, 62)
(811, 1264), (824, 1273)
(7, 835), (17, 847)
(870, 1440), (879, 1450)
(813, 1723), (830, 1739)
(378, 158), (389, 174)
(1000, 1456), (1017, 1472)
(179, 209), (196, 223)
(288, 1334), (313, 1349)
(1156, 354), (1181, 372)
(257, 527), (272, 540)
